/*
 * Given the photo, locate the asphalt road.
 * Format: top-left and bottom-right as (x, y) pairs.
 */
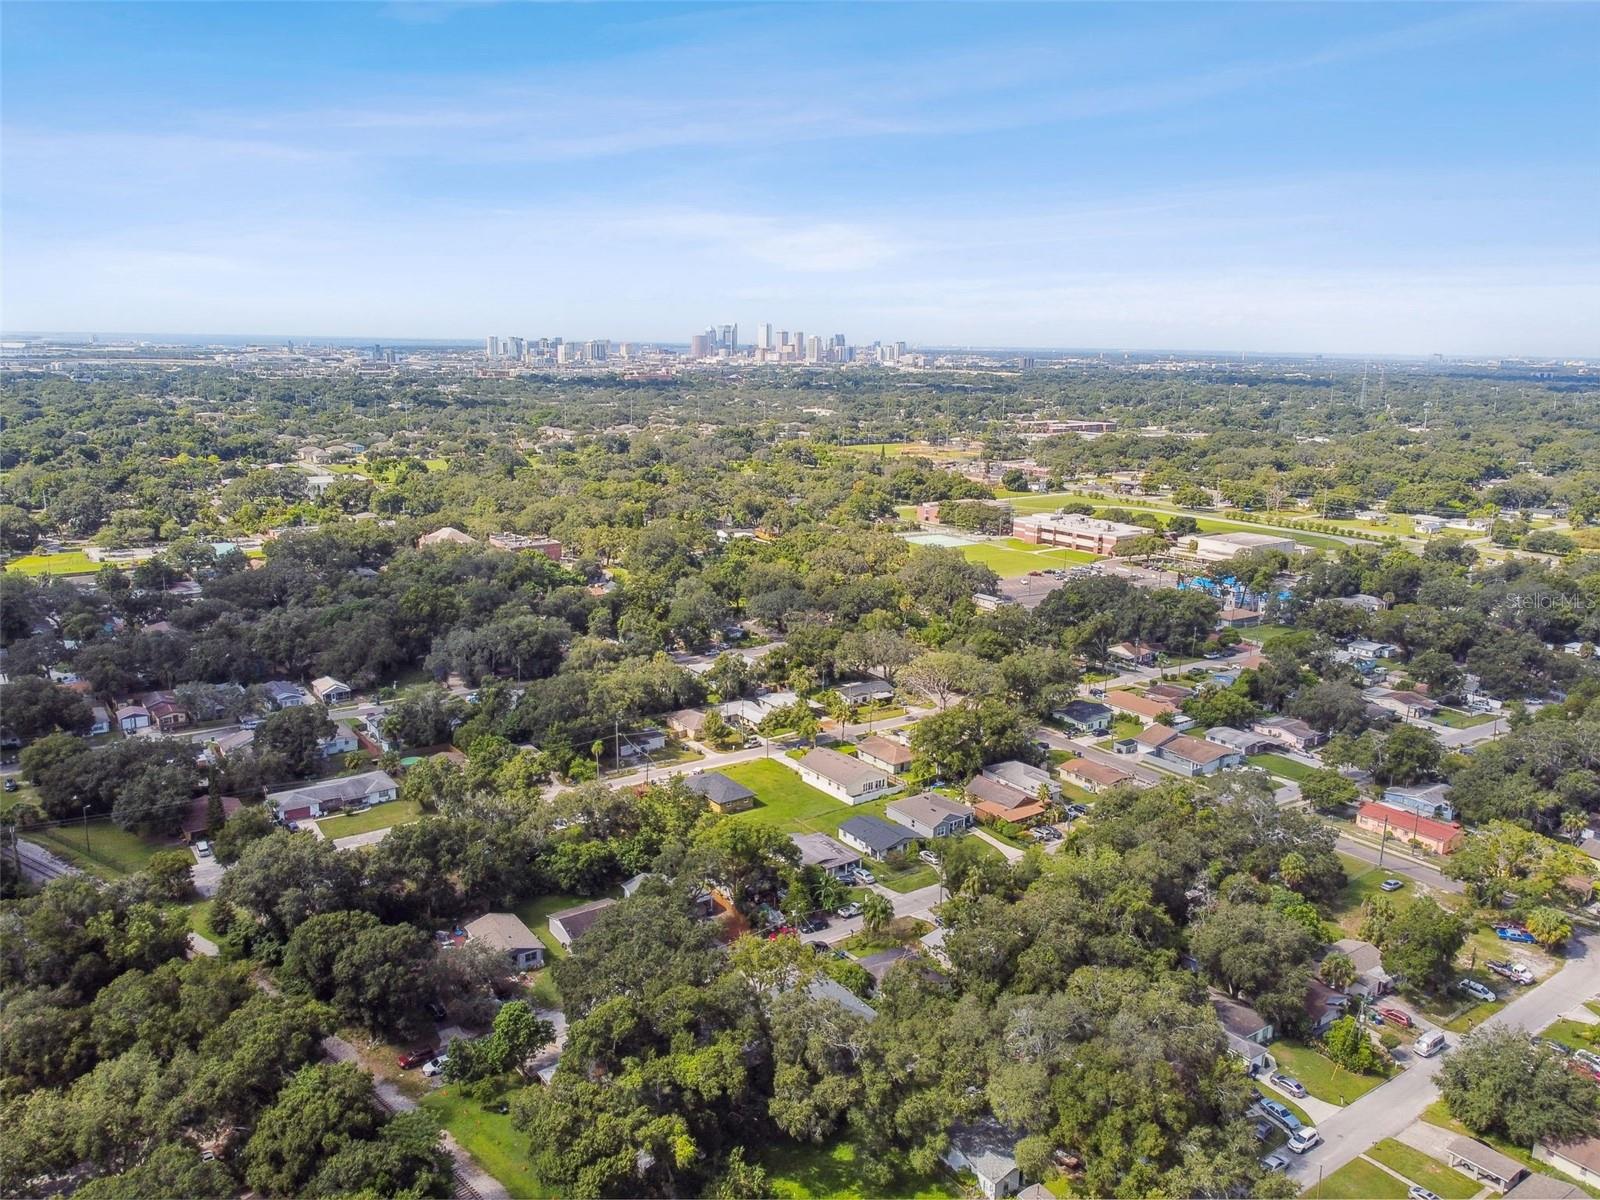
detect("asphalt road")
(1287, 930), (1600, 1186)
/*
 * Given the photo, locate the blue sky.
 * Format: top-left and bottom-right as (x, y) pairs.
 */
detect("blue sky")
(3, 2), (1596, 354)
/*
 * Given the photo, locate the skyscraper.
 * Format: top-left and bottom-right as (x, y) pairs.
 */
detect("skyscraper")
(757, 323), (774, 351)
(690, 333), (711, 358)
(485, 336), (499, 358)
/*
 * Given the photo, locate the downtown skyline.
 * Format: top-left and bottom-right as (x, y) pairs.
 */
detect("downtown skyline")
(3, 2), (1598, 356)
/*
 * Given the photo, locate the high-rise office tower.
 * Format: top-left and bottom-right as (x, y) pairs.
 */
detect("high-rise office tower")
(508, 336), (525, 360)
(805, 335), (823, 363)
(485, 336), (499, 358)
(757, 323), (774, 351)
(690, 333), (711, 358)
(832, 333), (846, 349)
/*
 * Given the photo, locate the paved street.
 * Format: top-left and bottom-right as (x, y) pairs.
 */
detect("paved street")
(1287, 930), (1600, 1186)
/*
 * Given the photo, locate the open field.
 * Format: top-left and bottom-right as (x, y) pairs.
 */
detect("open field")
(840, 441), (982, 461)
(1365, 1138), (1480, 1199)
(314, 798), (423, 838)
(28, 820), (171, 878)
(4, 550), (101, 575)
(1248, 753), (1319, 782)
(420, 1088), (554, 1199)
(758, 1136), (961, 1199)
(1004, 492), (1356, 550)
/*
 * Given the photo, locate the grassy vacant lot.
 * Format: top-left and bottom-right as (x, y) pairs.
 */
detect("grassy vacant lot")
(1305, 1156), (1410, 1200)
(842, 917), (932, 956)
(419, 1088), (552, 1199)
(315, 798), (423, 838)
(30, 820), (170, 878)
(1268, 1041), (1391, 1105)
(1248, 753), (1318, 782)
(1326, 851), (1449, 937)
(759, 1136), (961, 1199)
(1365, 1139), (1479, 1200)
(1429, 708), (1496, 730)
(3, 550), (101, 575)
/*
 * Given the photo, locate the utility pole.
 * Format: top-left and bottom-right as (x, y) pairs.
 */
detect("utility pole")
(83, 805), (91, 854)
(1377, 814), (1390, 868)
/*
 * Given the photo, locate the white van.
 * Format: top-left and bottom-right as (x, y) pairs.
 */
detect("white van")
(1415, 1030), (1447, 1057)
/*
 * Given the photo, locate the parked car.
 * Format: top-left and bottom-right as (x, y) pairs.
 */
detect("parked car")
(1260, 1153), (1291, 1172)
(239, 715), (262, 729)
(1380, 878), (1405, 892)
(285, 820), (301, 833)
(421, 1055), (448, 1077)
(1456, 978), (1496, 1003)
(1486, 960), (1535, 985)
(1286, 1128), (1322, 1154)
(1494, 924), (1536, 943)
(1269, 1072), (1307, 1099)
(193, 840), (212, 857)
(1252, 1122), (1272, 1143)
(852, 868), (877, 885)
(1377, 1006), (1413, 1028)
(918, 850), (940, 866)
(1064, 803), (1091, 818)
(807, 941), (830, 956)
(397, 1046), (437, 1070)
(1409, 1187), (1443, 1200)
(1258, 1099), (1301, 1133)
(1574, 1049), (1600, 1072)
(2, 778), (17, 793)
(836, 902), (863, 919)
(798, 915), (828, 933)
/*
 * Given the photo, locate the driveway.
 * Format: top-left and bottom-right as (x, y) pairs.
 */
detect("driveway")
(1287, 930), (1600, 1186)
(190, 847), (225, 896)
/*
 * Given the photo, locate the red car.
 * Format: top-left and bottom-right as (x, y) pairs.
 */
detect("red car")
(1377, 1006), (1413, 1029)
(397, 1046), (437, 1070)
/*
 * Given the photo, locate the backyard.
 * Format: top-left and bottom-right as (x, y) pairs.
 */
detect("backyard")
(1268, 1041), (1391, 1105)
(757, 1136), (960, 1199)
(512, 891), (615, 960)
(419, 1087), (554, 1199)
(1248, 753), (1318, 783)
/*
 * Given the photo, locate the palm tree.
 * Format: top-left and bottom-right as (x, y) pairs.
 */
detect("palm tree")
(815, 873), (849, 914)
(1561, 810), (1589, 843)
(591, 738), (605, 777)
(1319, 950), (1356, 992)
(1279, 850), (1309, 891)
(861, 891), (893, 937)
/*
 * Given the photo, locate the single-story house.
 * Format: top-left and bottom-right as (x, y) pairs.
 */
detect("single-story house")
(1108, 642), (1156, 666)
(203, 727), (256, 764)
(684, 771), (757, 814)
(142, 693), (191, 732)
(1204, 726), (1274, 755)
(319, 721), (361, 758)
(1303, 978), (1348, 1033)
(1226, 1030), (1274, 1075)
(1054, 699), (1112, 734)
(1105, 689), (1176, 723)
(465, 912), (545, 971)
(1211, 992), (1274, 1046)
(1145, 682), (1193, 704)
(417, 526), (476, 548)
(310, 676), (351, 704)
(116, 704), (151, 733)
(266, 769), (399, 822)
(1447, 1137), (1528, 1192)
(1535, 1138), (1600, 1189)
(888, 792), (975, 839)
(617, 727), (667, 756)
(1504, 1176), (1587, 1199)
(792, 746), (901, 805)
(838, 814), (918, 859)
(982, 760), (1060, 801)
(664, 708), (708, 739)
(790, 832), (862, 879)
(1356, 802), (1464, 855)
(806, 973), (878, 1021)
(966, 774), (1046, 823)
(262, 681), (308, 710)
(1059, 757), (1135, 794)
(1329, 938), (1393, 998)
(1250, 716), (1326, 751)
(621, 872), (663, 897)
(856, 735), (914, 774)
(1347, 638), (1398, 661)
(1331, 592), (1388, 612)
(942, 1118), (1025, 1200)
(88, 705), (112, 736)
(1137, 727), (1243, 776)
(858, 945), (921, 988)
(180, 794), (242, 842)
(548, 899), (617, 949)
(1216, 607), (1263, 629)
(835, 679), (895, 705)
(1367, 689), (1440, 720)
(1380, 783), (1456, 822)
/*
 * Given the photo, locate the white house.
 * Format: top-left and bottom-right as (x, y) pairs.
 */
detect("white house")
(790, 746), (901, 805)
(88, 705), (112, 736)
(464, 912), (545, 971)
(116, 704), (151, 733)
(981, 760), (1060, 801)
(310, 676), (352, 704)
(942, 1119), (1025, 1199)
(267, 769), (398, 822)
(319, 721), (361, 758)
(887, 792), (975, 839)
(262, 681), (308, 709)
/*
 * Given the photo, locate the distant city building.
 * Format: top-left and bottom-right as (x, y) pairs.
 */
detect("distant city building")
(757, 323), (774, 350)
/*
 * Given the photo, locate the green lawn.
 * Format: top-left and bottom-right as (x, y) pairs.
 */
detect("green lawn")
(841, 917), (931, 957)
(1428, 708), (1496, 730)
(1109, 714), (1144, 740)
(1326, 852), (1434, 937)
(956, 542), (1070, 579)
(995, 538), (1102, 563)
(1303, 1156), (1410, 1200)
(1268, 1041), (1391, 1105)
(314, 798), (423, 838)
(1248, 753), (1318, 783)
(419, 1087), (554, 1199)
(1364, 1139), (1479, 1200)
(186, 899), (223, 943)
(3, 550), (101, 575)
(723, 759), (847, 828)
(758, 1135), (960, 1199)
(1421, 1099), (1600, 1197)
(30, 820), (171, 877)
(1006, 492), (1356, 551)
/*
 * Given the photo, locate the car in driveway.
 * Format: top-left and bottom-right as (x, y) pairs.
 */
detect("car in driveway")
(1377, 1006), (1413, 1028)
(1532, 1037), (1574, 1058)
(1260, 1153), (1291, 1172)
(1286, 1128), (1322, 1154)
(1380, 878), (1405, 891)
(835, 902), (863, 919)
(397, 1046), (437, 1070)
(851, 868), (877, 885)
(1456, 978), (1496, 1003)
(1268, 1072), (1307, 1099)
(1494, 924), (1536, 943)
(193, 839), (212, 857)
(1258, 1099), (1302, 1133)
(918, 850), (940, 866)
(420, 1055), (448, 1078)
(1486, 960), (1535, 985)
